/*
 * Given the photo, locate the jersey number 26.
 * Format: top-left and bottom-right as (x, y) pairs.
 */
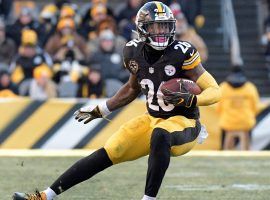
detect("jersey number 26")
(140, 79), (174, 112)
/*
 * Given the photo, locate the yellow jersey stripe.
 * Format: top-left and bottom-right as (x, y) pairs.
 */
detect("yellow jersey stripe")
(183, 53), (200, 66)
(155, 1), (163, 13)
(184, 51), (199, 63)
(0, 98), (31, 133)
(182, 56), (201, 70)
(1, 100), (74, 149)
(85, 101), (146, 149)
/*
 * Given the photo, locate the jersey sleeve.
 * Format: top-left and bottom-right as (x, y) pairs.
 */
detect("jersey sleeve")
(182, 43), (201, 70)
(122, 44), (138, 75)
(122, 45), (129, 69)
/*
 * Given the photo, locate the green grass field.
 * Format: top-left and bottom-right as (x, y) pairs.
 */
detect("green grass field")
(1, 153), (270, 200)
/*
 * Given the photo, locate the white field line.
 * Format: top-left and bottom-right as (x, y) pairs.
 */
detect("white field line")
(165, 184), (270, 191)
(0, 149), (95, 157)
(1, 150), (270, 157)
(166, 170), (270, 178)
(186, 150), (270, 157)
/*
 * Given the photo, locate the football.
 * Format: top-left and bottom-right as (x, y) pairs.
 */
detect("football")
(161, 78), (202, 95)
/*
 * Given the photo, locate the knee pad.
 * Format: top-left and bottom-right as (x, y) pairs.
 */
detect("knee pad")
(151, 128), (171, 151)
(104, 144), (125, 164)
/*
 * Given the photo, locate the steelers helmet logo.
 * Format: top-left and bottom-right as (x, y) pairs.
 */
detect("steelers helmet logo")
(164, 65), (176, 76)
(128, 60), (139, 74)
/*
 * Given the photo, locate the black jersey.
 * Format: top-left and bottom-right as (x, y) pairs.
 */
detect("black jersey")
(123, 39), (201, 119)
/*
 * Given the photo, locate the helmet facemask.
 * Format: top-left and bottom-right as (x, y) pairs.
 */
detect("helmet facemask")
(141, 20), (175, 50)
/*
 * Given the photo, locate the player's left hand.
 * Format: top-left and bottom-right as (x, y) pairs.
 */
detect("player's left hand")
(74, 105), (103, 124)
(162, 84), (197, 108)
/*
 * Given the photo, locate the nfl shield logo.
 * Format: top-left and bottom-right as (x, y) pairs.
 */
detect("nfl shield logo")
(149, 67), (154, 74)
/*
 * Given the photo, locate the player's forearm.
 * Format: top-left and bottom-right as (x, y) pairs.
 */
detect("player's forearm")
(106, 82), (140, 111)
(195, 71), (221, 106)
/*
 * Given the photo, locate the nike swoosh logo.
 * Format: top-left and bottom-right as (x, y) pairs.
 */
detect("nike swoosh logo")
(190, 50), (195, 57)
(178, 98), (184, 104)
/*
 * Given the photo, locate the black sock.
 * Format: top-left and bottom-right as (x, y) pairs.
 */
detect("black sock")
(145, 128), (171, 197)
(50, 148), (113, 194)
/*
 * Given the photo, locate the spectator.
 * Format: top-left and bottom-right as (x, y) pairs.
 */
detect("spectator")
(217, 66), (259, 150)
(169, 0), (182, 17)
(120, 14), (137, 41)
(77, 67), (104, 98)
(176, 0), (205, 29)
(45, 18), (88, 62)
(39, 4), (58, 47)
(52, 54), (86, 86)
(117, 0), (143, 23)
(0, 0), (13, 21)
(88, 16), (126, 54)
(263, 13), (270, 61)
(10, 29), (52, 85)
(79, 0), (114, 35)
(78, 4), (108, 40)
(29, 64), (57, 99)
(0, 19), (16, 69)
(0, 70), (18, 97)
(13, 0), (36, 17)
(159, 0), (172, 5)
(89, 30), (129, 96)
(47, 19), (87, 91)
(116, 0), (142, 41)
(6, 7), (45, 47)
(55, 0), (71, 10)
(55, 60), (82, 98)
(59, 4), (76, 19)
(175, 13), (208, 62)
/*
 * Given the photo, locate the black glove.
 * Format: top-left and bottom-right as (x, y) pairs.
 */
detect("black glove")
(74, 105), (103, 124)
(162, 81), (197, 108)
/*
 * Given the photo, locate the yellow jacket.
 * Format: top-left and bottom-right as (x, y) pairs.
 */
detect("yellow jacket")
(217, 82), (259, 131)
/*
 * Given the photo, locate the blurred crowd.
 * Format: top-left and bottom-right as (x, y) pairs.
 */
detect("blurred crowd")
(0, 0), (207, 100)
(262, 0), (270, 61)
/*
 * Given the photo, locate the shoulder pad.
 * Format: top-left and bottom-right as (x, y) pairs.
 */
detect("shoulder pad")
(173, 40), (201, 70)
(123, 39), (141, 57)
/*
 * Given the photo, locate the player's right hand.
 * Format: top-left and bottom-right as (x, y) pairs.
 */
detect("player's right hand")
(74, 105), (103, 124)
(162, 87), (197, 108)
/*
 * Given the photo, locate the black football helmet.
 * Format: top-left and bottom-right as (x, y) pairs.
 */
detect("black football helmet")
(135, 1), (176, 50)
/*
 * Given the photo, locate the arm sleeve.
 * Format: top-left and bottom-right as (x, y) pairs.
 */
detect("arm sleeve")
(180, 43), (220, 106)
(195, 71), (222, 106)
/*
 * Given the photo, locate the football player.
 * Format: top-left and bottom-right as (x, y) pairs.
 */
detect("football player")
(13, 1), (221, 200)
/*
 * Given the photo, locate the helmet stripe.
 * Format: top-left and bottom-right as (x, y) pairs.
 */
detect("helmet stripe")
(155, 1), (163, 13)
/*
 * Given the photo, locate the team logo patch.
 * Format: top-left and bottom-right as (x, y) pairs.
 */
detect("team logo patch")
(128, 60), (139, 74)
(164, 65), (176, 76)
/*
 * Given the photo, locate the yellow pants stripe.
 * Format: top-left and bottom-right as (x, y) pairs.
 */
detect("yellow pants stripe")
(0, 98), (31, 133)
(85, 101), (147, 149)
(1, 100), (74, 149)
